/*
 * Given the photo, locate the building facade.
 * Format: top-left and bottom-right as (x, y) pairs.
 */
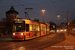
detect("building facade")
(5, 6), (19, 21)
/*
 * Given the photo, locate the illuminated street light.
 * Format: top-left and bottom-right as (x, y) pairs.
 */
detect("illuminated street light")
(57, 15), (60, 26)
(41, 10), (45, 22)
(64, 18), (66, 23)
(64, 19), (66, 20)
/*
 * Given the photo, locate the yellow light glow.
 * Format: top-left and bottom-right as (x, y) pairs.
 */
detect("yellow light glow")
(60, 30), (63, 31)
(74, 28), (75, 30)
(30, 24), (32, 31)
(64, 19), (66, 20)
(41, 10), (45, 12)
(57, 15), (60, 18)
(17, 19), (19, 21)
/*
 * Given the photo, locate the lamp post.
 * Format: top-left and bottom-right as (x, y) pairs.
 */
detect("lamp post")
(57, 15), (60, 26)
(41, 10), (45, 22)
(64, 19), (66, 23)
(67, 11), (70, 36)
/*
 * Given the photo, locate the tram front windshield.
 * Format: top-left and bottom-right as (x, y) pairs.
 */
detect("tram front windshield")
(13, 21), (25, 32)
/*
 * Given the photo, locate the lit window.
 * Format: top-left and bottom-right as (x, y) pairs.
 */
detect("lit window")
(30, 24), (32, 31)
(30, 25), (40, 31)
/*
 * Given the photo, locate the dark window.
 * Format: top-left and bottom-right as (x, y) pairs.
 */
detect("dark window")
(13, 21), (25, 32)
(26, 24), (29, 32)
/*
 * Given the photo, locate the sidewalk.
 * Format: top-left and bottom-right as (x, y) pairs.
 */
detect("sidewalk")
(0, 35), (11, 38)
(0, 35), (12, 41)
(44, 32), (75, 50)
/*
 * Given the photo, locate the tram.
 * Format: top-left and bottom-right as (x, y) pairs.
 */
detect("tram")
(12, 19), (50, 40)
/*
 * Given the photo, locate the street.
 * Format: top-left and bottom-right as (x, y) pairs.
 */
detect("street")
(0, 0), (75, 50)
(0, 32), (75, 50)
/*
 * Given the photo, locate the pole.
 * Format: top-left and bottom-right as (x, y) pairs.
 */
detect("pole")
(67, 11), (69, 36)
(57, 15), (60, 26)
(41, 10), (45, 23)
(43, 12), (44, 22)
(58, 17), (59, 26)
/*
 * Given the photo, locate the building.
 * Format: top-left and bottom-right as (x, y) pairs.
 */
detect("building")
(5, 6), (19, 21)
(70, 19), (75, 30)
(4, 6), (19, 35)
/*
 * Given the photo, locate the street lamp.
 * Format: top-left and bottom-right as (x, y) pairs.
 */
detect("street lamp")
(57, 15), (60, 26)
(64, 18), (66, 23)
(41, 10), (45, 22)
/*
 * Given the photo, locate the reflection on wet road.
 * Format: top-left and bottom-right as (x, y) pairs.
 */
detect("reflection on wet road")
(70, 32), (75, 37)
(0, 33), (66, 50)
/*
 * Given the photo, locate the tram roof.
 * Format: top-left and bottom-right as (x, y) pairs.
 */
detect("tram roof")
(42, 22), (50, 26)
(14, 19), (50, 26)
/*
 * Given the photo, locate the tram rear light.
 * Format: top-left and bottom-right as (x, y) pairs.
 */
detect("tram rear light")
(21, 33), (23, 35)
(13, 33), (15, 35)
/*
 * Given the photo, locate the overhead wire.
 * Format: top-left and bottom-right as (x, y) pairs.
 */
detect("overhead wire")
(0, 0), (51, 8)
(17, 0), (52, 7)
(49, 0), (59, 22)
(0, 0), (24, 7)
(50, 0), (58, 15)
(14, 0), (24, 6)
(53, 1), (58, 14)
(17, 0), (42, 7)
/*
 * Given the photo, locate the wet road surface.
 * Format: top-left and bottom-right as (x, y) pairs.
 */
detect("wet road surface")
(0, 33), (66, 50)
(70, 32), (75, 37)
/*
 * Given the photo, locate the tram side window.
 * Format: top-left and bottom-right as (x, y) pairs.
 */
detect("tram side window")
(30, 24), (40, 31)
(26, 24), (29, 32)
(42, 27), (46, 31)
(33, 25), (36, 31)
(30, 24), (32, 31)
(36, 25), (40, 31)
(47, 28), (49, 31)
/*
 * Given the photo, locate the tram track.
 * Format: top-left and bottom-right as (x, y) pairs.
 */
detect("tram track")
(0, 33), (56, 50)
(7, 33), (63, 50)
(36, 33), (66, 50)
(23, 33), (66, 50)
(0, 33), (66, 50)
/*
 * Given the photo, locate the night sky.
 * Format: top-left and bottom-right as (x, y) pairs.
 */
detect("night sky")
(0, 0), (75, 25)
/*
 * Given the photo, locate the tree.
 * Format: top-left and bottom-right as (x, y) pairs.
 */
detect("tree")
(0, 18), (7, 35)
(70, 19), (75, 29)
(1, 17), (14, 35)
(49, 21), (56, 30)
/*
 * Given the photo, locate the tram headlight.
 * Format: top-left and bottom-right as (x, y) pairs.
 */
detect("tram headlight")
(21, 33), (23, 35)
(13, 33), (15, 35)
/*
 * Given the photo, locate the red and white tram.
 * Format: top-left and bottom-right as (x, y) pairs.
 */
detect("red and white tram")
(12, 19), (50, 40)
